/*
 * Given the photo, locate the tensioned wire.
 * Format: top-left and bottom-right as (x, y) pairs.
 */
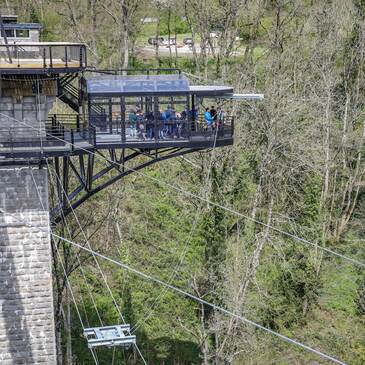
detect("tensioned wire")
(35, 87), (145, 363)
(27, 165), (99, 365)
(52, 233), (349, 365)
(47, 163), (105, 365)
(54, 236), (100, 365)
(33, 165), (95, 329)
(35, 85), (104, 328)
(0, 206), (349, 365)
(46, 162), (104, 327)
(40, 163), (145, 363)
(46, 159), (148, 365)
(2, 112), (364, 269)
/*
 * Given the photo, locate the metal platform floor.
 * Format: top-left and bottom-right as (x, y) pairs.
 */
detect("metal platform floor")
(0, 131), (233, 160)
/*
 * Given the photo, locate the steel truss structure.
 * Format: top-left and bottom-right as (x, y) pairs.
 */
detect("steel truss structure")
(50, 146), (204, 223)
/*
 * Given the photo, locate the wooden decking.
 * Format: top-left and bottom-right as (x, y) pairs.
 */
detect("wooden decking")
(0, 60), (81, 69)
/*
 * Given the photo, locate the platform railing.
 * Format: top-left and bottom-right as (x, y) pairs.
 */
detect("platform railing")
(0, 119), (96, 156)
(0, 125), (65, 155)
(89, 114), (234, 142)
(116, 117), (234, 142)
(0, 43), (87, 71)
(0, 114), (232, 157)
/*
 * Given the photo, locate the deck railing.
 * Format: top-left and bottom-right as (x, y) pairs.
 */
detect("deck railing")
(0, 43), (87, 71)
(0, 118), (96, 157)
(89, 113), (234, 142)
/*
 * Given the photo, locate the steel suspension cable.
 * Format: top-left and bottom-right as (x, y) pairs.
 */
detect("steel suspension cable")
(54, 235), (100, 365)
(2, 112), (363, 269)
(0, 206), (349, 365)
(45, 171), (93, 329)
(53, 233), (348, 365)
(47, 161), (148, 365)
(46, 162), (104, 327)
(28, 164), (100, 364)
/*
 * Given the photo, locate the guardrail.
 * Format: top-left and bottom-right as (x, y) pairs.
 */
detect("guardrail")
(0, 114), (232, 157)
(0, 118), (96, 157)
(0, 43), (87, 71)
(92, 114), (234, 142)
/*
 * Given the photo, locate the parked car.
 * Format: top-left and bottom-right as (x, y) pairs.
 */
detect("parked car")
(148, 37), (164, 46)
(183, 37), (194, 46)
(163, 38), (176, 46)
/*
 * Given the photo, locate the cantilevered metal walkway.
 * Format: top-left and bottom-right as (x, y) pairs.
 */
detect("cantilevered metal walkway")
(0, 116), (233, 160)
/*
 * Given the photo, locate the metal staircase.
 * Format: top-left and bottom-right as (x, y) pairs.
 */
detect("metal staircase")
(57, 74), (107, 130)
(57, 74), (80, 112)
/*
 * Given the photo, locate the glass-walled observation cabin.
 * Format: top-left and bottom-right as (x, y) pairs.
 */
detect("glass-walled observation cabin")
(86, 72), (235, 144)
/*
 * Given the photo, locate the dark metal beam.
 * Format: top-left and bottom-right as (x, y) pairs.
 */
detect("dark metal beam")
(51, 147), (202, 223)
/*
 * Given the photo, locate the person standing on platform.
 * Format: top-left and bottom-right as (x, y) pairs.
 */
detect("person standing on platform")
(210, 105), (217, 127)
(165, 106), (172, 137)
(128, 109), (137, 138)
(170, 107), (177, 138)
(146, 111), (154, 139)
(204, 107), (213, 130)
(136, 110), (146, 140)
(159, 110), (166, 139)
(175, 111), (182, 138)
(217, 106), (225, 129)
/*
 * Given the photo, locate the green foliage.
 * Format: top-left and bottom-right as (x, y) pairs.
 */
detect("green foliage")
(321, 263), (360, 315)
(301, 174), (322, 225)
(261, 250), (321, 330)
(159, 16), (190, 36)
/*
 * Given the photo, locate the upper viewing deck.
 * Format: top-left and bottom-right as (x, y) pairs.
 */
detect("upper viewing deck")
(0, 12), (86, 74)
(0, 43), (87, 73)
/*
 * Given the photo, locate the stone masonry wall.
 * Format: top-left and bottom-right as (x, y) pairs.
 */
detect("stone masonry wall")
(0, 166), (57, 364)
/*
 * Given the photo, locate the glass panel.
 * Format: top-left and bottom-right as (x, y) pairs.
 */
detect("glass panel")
(15, 29), (30, 38)
(87, 74), (190, 95)
(1, 29), (15, 37)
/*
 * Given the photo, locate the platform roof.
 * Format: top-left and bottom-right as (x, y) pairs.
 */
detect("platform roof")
(189, 85), (233, 96)
(87, 74), (190, 97)
(87, 74), (234, 97)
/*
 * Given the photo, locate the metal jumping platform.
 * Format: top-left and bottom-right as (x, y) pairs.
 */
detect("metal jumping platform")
(84, 324), (136, 349)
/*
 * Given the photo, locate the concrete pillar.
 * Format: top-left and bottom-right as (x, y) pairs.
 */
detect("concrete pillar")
(0, 96), (55, 140)
(0, 166), (56, 364)
(0, 86), (57, 364)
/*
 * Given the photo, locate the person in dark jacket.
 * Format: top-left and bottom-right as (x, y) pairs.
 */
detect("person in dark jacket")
(145, 111), (154, 139)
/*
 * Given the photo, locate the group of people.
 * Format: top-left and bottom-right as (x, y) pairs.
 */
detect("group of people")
(127, 107), (189, 140)
(126, 105), (226, 140)
(204, 106), (226, 129)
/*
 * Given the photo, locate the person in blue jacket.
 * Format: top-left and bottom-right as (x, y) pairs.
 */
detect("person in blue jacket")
(204, 107), (213, 129)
